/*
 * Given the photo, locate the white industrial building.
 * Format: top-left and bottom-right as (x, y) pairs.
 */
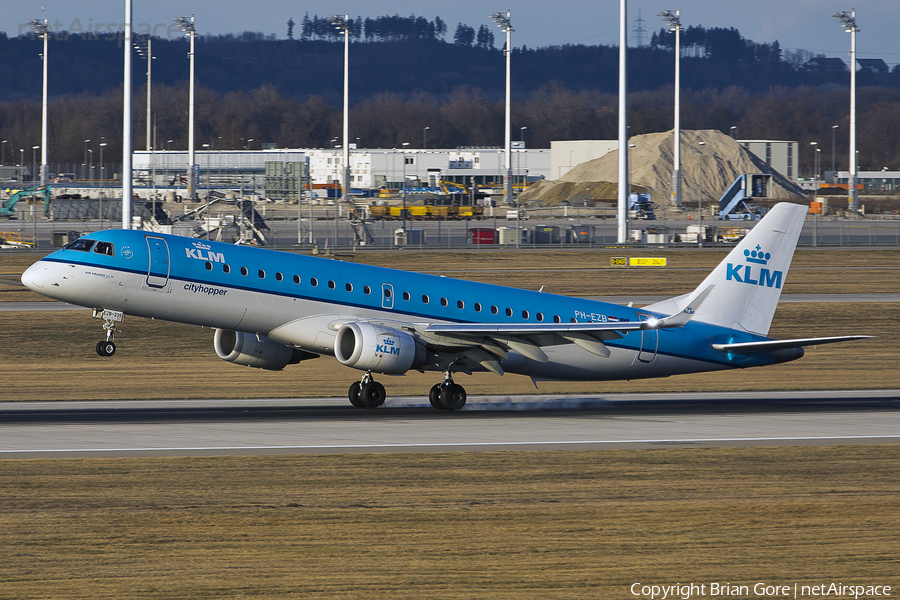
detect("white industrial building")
(132, 147), (551, 195)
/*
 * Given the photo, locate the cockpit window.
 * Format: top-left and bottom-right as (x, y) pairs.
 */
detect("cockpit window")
(64, 238), (95, 252)
(93, 241), (114, 256)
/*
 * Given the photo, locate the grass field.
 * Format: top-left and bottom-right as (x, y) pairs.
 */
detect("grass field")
(1, 447), (899, 599)
(0, 300), (896, 401)
(1, 246), (897, 400)
(3, 247), (900, 301)
(1, 247), (897, 599)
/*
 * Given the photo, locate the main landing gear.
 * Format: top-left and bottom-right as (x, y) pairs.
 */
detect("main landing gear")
(429, 372), (467, 411)
(348, 371), (386, 409)
(347, 370), (468, 411)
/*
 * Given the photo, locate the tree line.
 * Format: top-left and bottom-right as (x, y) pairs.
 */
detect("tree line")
(3, 21), (899, 107)
(2, 82), (899, 175)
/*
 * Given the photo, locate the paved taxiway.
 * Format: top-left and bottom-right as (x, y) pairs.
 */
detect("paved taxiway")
(1, 390), (897, 459)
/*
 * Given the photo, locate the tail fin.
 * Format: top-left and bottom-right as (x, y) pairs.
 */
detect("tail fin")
(645, 202), (808, 336)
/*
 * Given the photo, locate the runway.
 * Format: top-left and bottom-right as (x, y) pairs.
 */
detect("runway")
(1, 390), (898, 459)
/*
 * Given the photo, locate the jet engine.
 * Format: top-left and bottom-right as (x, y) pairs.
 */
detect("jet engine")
(334, 322), (427, 375)
(214, 329), (315, 370)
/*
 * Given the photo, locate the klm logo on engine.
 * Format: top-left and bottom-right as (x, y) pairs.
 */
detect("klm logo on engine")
(376, 337), (401, 355)
(726, 245), (783, 289)
(185, 241), (225, 263)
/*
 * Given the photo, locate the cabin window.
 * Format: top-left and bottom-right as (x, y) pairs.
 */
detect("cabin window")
(223, 264), (231, 274)
(258, 270), (266, 279)
(474, 303), (482, 312)
(311, 278), (318, 287)
(346, 283), (353, 292)
(205, 262), (213, 270)
(293, 275), (300, 284)
(422, 294), (429, 304)
(521, 310), (529, 319)
(570, 318), (577, 323)
(553, 315), (561, 323)
(240, 267), (248, 276)
(64, 239), (95, 252)
(364, 285), (372, 295)
(505, 308), (513, 317)
(328, 280), (336, 289)
(402, 291), (411, 301)
(491, 305), (499, 315)
(440, 298), (448, 307)
(537, 312), (544, 322)
(457, 300), (465, 309)
(93, 241), (114, 256)
(384, 288), (392, 298)
(275, 272), (284, 282)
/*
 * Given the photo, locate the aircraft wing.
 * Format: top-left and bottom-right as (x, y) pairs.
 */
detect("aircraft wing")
(413, 322), (632, 372)
(424, 285), (714, 337)
(713, 335), (876, 352)
(424, 322), (645, 335)
(412, 286), (715, 372)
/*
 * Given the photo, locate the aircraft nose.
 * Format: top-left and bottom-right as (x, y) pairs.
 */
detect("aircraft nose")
(21, 262), (51, 292)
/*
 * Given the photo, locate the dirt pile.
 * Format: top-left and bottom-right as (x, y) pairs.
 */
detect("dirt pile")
(518, 180), (647, 206)
(522, 129), (807, 206)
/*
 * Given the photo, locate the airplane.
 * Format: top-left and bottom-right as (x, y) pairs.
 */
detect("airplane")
(21, 202), (872, 410)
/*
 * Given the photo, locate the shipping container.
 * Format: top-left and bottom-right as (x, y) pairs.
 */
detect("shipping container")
(468, 227), (497, 244)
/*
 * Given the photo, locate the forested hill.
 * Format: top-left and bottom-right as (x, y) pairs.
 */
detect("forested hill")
(4, 16), (900, 170)
(1, 20), (898, 104)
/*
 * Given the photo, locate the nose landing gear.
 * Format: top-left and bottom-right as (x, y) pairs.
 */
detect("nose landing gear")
(93, 309), (124, 357)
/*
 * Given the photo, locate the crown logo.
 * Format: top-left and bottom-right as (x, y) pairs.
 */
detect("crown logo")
(192, 241), (212, 250)
(744, 245), (771, 265)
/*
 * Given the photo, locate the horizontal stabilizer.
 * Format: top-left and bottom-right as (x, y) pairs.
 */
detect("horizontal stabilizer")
(713, 335), (876, 353)
(653, 285), (713, 329)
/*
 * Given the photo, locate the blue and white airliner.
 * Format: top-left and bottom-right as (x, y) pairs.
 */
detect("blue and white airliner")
(21, 202), (871, 410)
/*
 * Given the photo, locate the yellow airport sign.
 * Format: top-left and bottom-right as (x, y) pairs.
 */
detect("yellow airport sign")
(628, 257), (668, 267)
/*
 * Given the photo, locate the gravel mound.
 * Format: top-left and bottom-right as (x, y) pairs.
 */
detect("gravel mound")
(522, 129), (806, 206)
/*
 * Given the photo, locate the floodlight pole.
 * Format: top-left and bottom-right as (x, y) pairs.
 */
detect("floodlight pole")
(329, 15), (351, 208)
(491, 10), (514, 246)
(659, 10), (683, 208)
(834, 9), (859, 212)
(831, 125), (838, 175)
(28, 17), (49, 187)
(401, 142), (410, 233)
(122, 0), (133, 228)
(176, 15), (196, 199)
(617, 0), (629, 243)
(135, 35), (154, 152)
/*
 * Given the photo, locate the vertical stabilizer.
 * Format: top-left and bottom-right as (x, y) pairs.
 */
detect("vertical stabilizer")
(645, 202), (807, 335)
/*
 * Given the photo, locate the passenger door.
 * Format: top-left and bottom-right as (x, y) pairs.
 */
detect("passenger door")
(146, 236), (170, 288)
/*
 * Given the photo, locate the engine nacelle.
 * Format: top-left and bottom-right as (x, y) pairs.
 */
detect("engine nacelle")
(215, 329), (313, 370)
(334, 322), (426, 375)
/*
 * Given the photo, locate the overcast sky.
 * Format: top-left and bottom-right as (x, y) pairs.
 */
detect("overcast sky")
(6, 0), (899, 66)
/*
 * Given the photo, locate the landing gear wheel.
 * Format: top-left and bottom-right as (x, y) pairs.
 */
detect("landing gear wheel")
(96, 341), (116, 357)
(429, 384), (446, 410)
(348, 381), (365, 408)
(440, 383), (467, 411)
(360, 381), (386, 408)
